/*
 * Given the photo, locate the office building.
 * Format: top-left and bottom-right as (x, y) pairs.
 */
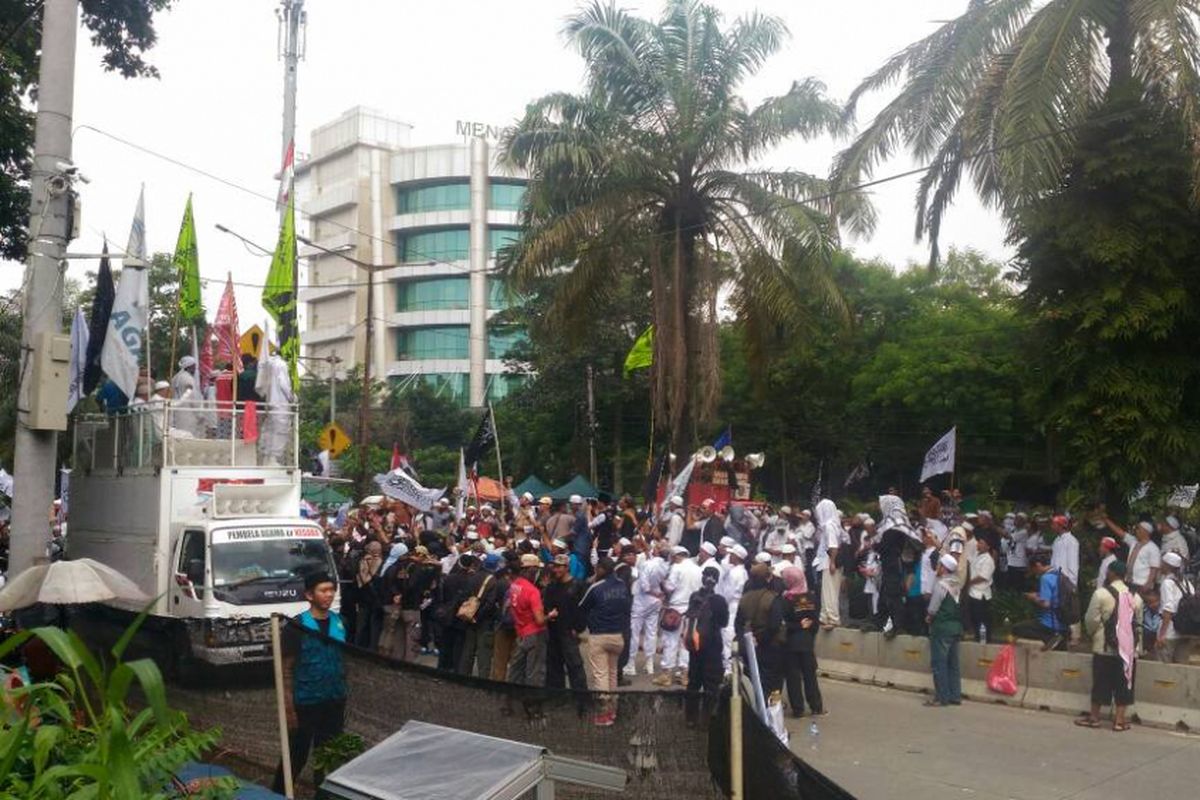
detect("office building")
(298, 107), (528, 406)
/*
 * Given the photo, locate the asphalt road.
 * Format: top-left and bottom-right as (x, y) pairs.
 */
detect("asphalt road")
(784, 679), (1200, 800)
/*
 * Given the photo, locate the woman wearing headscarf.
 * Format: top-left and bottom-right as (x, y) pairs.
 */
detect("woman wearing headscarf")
(354, 540), (385, 650)
(814, 499), (843, 629)
(781, 566), (824, 718)
(924, 554), (964, 706)
(874, 495), (917, 637)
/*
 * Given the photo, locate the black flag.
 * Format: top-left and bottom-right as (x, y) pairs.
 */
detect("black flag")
(462, 406), (495, 468)
(82, 245), (115, 395)
(642, 450), (667, 505)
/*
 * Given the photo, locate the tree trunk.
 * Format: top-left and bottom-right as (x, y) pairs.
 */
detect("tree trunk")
(612, 389), (623, 495)
(1106, 0), (1133, 91)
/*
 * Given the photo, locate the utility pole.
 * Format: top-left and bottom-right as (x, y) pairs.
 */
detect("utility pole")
(359, 265), (374, 490)
(586, 364), (597, 487)
(327, 354), (341, 422)
(11, 0), (79, 575)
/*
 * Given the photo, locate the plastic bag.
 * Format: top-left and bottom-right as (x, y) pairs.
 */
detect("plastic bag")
(765, 695), (789, 746)
(986, 643), (1019, 696)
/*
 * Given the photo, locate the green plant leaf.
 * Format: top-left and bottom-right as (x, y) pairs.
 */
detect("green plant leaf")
(110, 600), (158, 662)
(103, 708), (140, 800)
(32, 724), (65, 778)
(122, 659), (169, 730)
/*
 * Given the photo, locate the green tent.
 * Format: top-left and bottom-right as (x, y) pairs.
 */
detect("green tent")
(549, 474), (605, 502)
(302, 481), (351, 507)
(513, 474), (554, 498)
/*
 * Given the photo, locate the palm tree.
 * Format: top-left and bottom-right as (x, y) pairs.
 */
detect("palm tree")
(833, 0), (1200, 263)
(499, 0), (868, 455)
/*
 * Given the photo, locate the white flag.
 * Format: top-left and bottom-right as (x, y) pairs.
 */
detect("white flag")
(1168, 484), (1198, 509)
(920, 427), (957, 482)
(665, 457), (697, 509)
(0, 467), (13, 498)
(374, 468), (445, 512)
(67, 307), (89, 412)
(456, 448), (468, 517)
(125, 184), (147, 266)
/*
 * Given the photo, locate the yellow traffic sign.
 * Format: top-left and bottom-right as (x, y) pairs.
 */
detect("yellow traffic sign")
(319, 422), (351, 458)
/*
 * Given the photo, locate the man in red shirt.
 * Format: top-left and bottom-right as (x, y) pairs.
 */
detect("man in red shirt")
(506, 553), (554, 685)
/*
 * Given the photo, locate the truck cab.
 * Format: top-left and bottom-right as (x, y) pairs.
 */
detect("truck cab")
(69, 400), (338, 667)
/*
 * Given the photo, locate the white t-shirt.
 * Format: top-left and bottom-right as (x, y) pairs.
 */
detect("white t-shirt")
(1161, 530), (1190, 562)
(1123, 535), (1161, 587)
(664, 558), (702, 610)
(1160, 574), (1194, 640)
(1096, 554), (1116, 589)
(666, 513), (685, 548)
(968, 552), (994, 600)
(1006, 529), (1029, 568)
(1050, 532), (1079, 585)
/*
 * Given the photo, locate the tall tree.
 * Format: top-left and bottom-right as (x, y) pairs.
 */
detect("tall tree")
(0, 0), (176, 259)
(1015, 89), (1200, 505)
(834, 0), (1200, 263)
(499, 0), (868, 455)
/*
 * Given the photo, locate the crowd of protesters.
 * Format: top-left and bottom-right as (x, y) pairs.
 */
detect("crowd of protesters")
(308, 484), (1197, 725)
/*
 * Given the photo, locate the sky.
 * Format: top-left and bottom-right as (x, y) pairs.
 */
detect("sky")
(4, 0), (1009, 353)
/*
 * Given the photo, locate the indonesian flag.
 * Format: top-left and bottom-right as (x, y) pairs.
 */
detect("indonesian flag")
(213, 275), (242, 372)
(277, 139), (295, 211)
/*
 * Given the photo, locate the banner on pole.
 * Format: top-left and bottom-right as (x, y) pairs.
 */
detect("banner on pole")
(374, 469), (445, 512)
(1167, 484), (1198, 509)
(920, 427), (957, 483)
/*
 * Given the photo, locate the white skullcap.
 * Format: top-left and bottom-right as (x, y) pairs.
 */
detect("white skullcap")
(1165, 515), (1180, 530)
(569, 494), (583, 504)
(731, 545), (748, 560)
(939, 554), (959, 572)
(671, 545), (690, 556)
(780, 543), (797, 554)
(153, 380), (170, 390)
(178, 355), (196, 369)
(779, 506), (793, 516)
(961, 521), (975, 532)
(1137, 521), (1153, 533)
(719, 536), (736, 548)
(771, 562), (788, 578)
(670, 496), (684, 507)
(521, 492), (534, 501)
(618, 537), (632, 547)
(1162, 551), (1184, 569)
(699, 542), (717, 556)
(754, 552), (772, 563)
(551, 538), (567, 549)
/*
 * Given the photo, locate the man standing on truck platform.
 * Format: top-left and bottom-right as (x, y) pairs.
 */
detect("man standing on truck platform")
(273, 573), (347, 795)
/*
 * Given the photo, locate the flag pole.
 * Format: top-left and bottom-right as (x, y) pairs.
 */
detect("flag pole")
(489, 402), (506, 517)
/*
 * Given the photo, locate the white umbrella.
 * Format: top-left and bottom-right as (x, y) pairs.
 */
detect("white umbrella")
(0, 559), (150, 611)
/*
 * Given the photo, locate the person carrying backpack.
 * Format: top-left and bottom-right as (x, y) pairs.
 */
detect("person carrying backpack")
(1157, 552), (1198, 664)
(683, 565), (729, 725)
(1077, 561), (1143, 731)
(1011, 555), (1071, 651)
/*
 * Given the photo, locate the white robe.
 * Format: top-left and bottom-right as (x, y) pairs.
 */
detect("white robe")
(255, 354), (295, 464)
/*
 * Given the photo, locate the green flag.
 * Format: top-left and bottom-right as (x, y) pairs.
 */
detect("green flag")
(623, 324), (654, 377)
(174, 195), (204, 324)
(263, 192), (299, 390)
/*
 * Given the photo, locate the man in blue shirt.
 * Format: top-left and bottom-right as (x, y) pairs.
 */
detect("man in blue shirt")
(273, 572), (347, 794)
(1011, 555), (1067, 650)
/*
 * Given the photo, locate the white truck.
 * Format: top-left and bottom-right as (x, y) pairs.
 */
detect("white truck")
(67, 400), (338, 671)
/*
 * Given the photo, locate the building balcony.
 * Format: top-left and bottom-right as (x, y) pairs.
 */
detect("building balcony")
(299, 283), (356, 303)
(302, 324), (356, 346)
(302, 182), (358, 217)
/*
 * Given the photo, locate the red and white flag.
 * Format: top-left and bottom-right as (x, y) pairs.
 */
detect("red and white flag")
(390, 443), (402, 472)
(213, 275), (242, 373)
(277, 139), (295, 211)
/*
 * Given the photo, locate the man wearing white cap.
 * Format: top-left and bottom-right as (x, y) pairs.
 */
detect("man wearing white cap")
(1103, 514), (1160, 595)
(171, 355), (197, 400)
(626, 541), (669, 678)
(1157, 551), (1196, 663)
(653, 545), (702, 685)
(697, 541), (719, 569)
(717, 544), (748, 671)
(1159, 516), (1190, 563)
(665, 496), (686, 549)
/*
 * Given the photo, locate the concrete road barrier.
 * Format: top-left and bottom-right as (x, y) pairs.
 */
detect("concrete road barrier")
(811, 626), (1199, 731)
(876, 634), (932, 693)
(815, 628), (879, 684)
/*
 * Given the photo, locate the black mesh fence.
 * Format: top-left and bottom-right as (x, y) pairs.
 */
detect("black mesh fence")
(707, 685), (856, 800)
(169, 618), (721, 799)
(165, 618), (854, 799)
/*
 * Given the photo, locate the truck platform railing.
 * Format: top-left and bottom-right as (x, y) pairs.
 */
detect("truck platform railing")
(73, 400), (299, 474)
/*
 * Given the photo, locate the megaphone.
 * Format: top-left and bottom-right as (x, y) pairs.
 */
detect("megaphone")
(746, 452), (765, 469)
(697, 446), (718, 463)
(719, 445), (736, 463)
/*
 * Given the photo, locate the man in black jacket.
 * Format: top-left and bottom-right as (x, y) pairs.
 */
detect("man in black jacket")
(543, 553), (588, 690)
(684, 565), (729, 725)
(458, 553), (504, 677)
(436, 555), (472, 671)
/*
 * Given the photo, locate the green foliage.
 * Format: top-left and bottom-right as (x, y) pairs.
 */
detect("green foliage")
(835, 0), (1200, 263)
(0, 1), (176, 260)
(311, 732), (365, 778)
(0, 613), (234, 799)
(1014, 88), (1200, 506)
